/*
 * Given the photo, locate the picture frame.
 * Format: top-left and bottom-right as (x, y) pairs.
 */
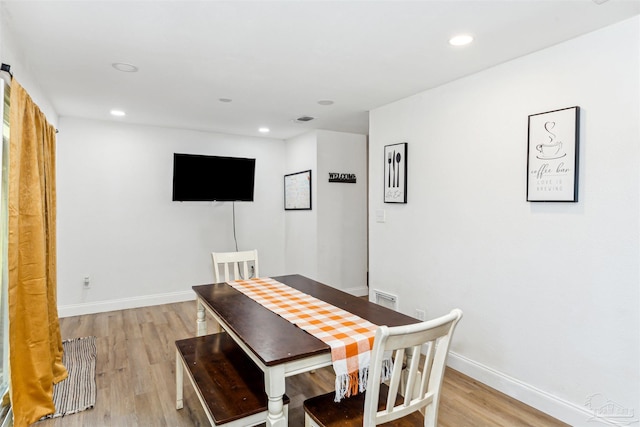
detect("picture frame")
(284, 170), (312, 210)
(526, 106), (580, 202)
(384, 142), (407, 203)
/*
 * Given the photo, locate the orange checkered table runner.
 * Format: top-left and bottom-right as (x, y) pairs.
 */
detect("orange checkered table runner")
(228, 277), (391, 401)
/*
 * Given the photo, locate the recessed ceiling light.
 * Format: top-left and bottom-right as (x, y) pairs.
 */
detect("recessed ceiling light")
(318, 100), (334, 106)
(219, 98), (233, 103)
(449, 34), (474, 46)
(110, 109), (126, 117)
(112, 63), (139, 72)
(258, 127), (270, 133)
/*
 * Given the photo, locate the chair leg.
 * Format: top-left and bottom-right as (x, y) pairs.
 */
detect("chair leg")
(176, 349), (184, 410)
(424, 404), (437, 427)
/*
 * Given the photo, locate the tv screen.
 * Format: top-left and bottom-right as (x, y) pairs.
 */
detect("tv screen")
(172, 153), (256, 201)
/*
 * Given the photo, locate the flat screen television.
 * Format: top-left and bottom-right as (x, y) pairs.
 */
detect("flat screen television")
(172, 153), (256, 201)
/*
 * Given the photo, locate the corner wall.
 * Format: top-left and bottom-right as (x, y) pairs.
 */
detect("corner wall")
(316, 130), (367, 294)
(284, 131), (319, 280)
(285, 130), (368, 294)
(368, 17), (639, 426)
(0, 2), (57, 125)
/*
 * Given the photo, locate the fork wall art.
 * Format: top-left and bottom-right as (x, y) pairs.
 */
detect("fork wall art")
(526, 106), (580, 202)
(384, 142), (407, 203)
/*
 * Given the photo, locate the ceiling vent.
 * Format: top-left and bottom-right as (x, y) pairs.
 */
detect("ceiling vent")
(295, 116), (315, 123)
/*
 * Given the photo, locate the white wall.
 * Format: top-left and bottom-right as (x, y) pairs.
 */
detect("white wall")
(316, 130), (367, 294)
(0, 3), (57, 126)
(57, 117), (286, 315)
(284, 131), (318, 279)
(369, 17), (639, 426)
(284, 130), (368, 295)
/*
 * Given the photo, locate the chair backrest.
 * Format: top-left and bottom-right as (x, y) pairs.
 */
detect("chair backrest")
(211, 250), (259, 283)
(363, 309), (462, 427)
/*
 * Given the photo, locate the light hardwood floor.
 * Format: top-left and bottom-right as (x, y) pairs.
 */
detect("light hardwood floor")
(36, 301), (569, 426)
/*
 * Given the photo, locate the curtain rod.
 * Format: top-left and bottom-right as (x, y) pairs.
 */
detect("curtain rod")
(1, 62), (59, 134)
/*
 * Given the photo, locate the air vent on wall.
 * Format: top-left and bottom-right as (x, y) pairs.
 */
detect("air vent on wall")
(374, 290), (397, 311)
(295, 116), (315, 123)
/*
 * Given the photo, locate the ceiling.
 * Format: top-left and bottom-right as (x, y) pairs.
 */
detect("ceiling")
(2, 0), (639, 140)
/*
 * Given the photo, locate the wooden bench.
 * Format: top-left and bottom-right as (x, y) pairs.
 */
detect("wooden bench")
(176, 332), (290, 426)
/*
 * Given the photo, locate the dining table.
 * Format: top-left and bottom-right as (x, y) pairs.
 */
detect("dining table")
(193, 274), (418, 427)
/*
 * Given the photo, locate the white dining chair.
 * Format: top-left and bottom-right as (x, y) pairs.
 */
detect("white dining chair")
(211, 249), (259, 282)
(303, 308), (463, 427)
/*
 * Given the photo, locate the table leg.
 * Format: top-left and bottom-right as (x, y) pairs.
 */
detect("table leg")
(264, 365), (287, 427)
(176, 349), (183, 410)
(401, 346), (422, 399)
(196, 299), (207, 336)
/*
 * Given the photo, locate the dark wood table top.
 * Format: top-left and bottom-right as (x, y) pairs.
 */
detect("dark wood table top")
(193, 274), (418, 367)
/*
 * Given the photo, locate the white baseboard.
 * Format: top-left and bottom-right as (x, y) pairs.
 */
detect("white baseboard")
(343, 286), (369, 297)
(58, 286), (368, 317)
(58, 290), (195, 317)
(58, 290), (624, 427)
(447, 351), (620, 427)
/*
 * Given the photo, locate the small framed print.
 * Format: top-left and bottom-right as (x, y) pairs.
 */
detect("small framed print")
(384, 143), (407, 203)
(284, 170), (312, 210)
(527, 106), (580, 202)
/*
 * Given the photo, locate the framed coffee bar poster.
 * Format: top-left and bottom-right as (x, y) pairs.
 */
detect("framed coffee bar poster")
(384, 142), (407, 203)
(527, 106), (580, 202)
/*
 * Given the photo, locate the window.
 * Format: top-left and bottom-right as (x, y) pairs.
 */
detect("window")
(0, 79), (11, 424)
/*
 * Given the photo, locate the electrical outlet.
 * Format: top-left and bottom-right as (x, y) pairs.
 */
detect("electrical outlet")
(415, 309), (425, 321)
(83, 276), (91, 288)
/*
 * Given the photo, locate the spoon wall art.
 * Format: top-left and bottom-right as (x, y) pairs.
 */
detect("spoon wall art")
(383, 142), (407, 203)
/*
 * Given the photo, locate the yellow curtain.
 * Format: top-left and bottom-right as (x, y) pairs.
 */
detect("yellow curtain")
(7, 80), (67, 426)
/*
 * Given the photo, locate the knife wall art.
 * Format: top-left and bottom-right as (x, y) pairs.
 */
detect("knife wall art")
(384, 142), (407, 203)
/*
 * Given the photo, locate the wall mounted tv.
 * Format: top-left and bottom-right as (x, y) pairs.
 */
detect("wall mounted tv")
(172, 153), (256, 202)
